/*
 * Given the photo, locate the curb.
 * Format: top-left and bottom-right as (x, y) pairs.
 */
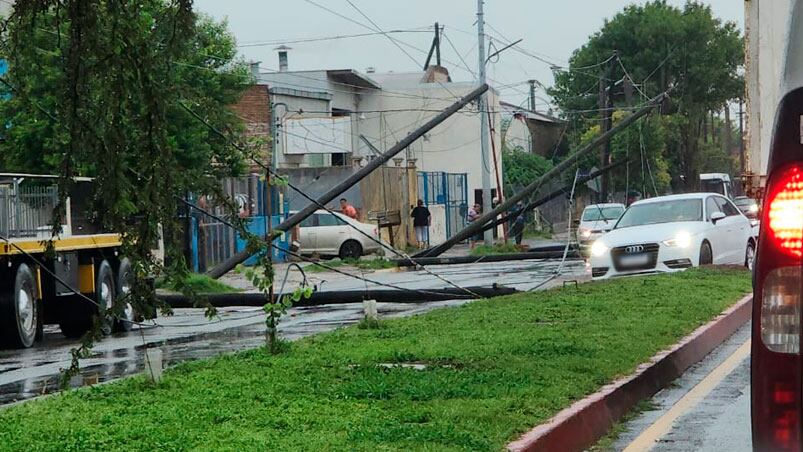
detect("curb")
(507, 294), (753, 452)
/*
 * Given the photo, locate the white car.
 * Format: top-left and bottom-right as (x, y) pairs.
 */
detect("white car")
(589, 193), (755, 279)
(294, 210), (381, 259)
(577, 203), (625, 246)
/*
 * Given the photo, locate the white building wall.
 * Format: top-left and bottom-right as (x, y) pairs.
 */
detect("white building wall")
(360, 82), (503, 201)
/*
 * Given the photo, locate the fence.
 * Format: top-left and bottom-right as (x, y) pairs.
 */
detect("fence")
(0, 183), (59, 239)
(417, 171), (468, 241)
(188, 176), (291, 272)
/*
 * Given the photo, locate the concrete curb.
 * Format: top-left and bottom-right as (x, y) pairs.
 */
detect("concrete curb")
(507, 294), (753, 452)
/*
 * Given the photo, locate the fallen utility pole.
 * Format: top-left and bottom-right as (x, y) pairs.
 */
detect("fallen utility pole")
(207, 84), (489, 278)
(159, 284), (516, 308)
(415, 92), (666, 258)
(484, 160), (627, 234)
(392, 250), (581, 267)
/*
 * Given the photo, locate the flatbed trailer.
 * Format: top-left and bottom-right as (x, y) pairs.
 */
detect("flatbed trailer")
(0, 175), (136, 348)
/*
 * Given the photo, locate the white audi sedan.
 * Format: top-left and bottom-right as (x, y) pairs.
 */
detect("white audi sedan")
(590, 193), (755, 279)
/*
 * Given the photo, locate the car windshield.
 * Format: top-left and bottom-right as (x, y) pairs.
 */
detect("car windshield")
(615, 199), (703, 228)
(734, 198), (755, 208)
(700, 179), (726, 195)
(582, 206), (624, 221)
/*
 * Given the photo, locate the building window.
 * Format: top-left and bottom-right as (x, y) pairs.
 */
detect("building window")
(332, 153), (347, 166)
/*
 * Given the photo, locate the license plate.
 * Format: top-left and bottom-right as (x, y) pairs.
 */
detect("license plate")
(619, 254), (650, 267)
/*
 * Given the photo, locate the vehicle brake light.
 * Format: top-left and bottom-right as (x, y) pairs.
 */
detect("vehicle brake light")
(767, 166), (803, 257)
(761, 267), (801, 353)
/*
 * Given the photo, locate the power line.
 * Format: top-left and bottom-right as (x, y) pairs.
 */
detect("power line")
(238, 28), (431, 47)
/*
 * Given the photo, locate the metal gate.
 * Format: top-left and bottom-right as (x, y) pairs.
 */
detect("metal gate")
(0, 183), (58, 239)
(417, 171), (468, 240)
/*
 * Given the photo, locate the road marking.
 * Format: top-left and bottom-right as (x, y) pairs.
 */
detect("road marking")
(623, 338), (751, 452)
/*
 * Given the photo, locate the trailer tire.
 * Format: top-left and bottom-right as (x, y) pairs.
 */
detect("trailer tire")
(0, 264), (39, 348)
(58, 260), (115, 338)
(114, 258), (136, 332)
(95, 260), (115, 336)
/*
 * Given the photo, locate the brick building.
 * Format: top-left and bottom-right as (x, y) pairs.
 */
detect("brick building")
(230, 83), (272, 171)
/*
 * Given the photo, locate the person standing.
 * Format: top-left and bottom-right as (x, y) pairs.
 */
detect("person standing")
(509, 202), (527, 246)
(467, 203), (482, 249)
(339, 198), (358, 220)
(410, 199), (431, 249)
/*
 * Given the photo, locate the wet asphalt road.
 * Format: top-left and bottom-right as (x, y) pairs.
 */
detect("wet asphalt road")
(613, 323), (752, 451)
(0, 258), (586, 406)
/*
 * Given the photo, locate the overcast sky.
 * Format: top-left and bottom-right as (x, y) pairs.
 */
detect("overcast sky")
(194, 0), (743, 109)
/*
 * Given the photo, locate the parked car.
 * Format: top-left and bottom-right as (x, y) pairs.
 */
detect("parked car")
(589, 193), (755, 279)
(292, 210), (380, 259)
(576, 203), (625, 246)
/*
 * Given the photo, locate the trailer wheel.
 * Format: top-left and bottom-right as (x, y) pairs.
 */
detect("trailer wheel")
(0, 264), (39, 348)
(95, 260), (115, 336)
(113, 258), (136, 332)
(59, 260), (115, 338)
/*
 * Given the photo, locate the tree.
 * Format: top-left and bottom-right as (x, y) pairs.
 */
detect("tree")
(0, 1), (255, 369)
(550, 0), (742, 192)
(502, 148), (553, 197)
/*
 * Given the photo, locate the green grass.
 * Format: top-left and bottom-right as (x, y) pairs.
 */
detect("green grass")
(156, 273), (239, 294)
(523, 226), (553, 240)
(470, 242), (521, 256)
(0, 268), (750, 451)
(305, 257), (397, 273)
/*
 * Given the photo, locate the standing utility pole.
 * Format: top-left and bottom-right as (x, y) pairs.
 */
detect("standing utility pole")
(599, 54), (616, 203)
(528, 79), (537, 111)
(477, 0), (493, 245)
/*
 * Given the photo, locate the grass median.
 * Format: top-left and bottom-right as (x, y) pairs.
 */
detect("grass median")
(0, 267), (751, 451)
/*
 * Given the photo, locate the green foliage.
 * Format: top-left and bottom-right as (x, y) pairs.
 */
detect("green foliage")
(0, 1), (254, 373)
(306, 258), (396, 273)
(470, 242), (521, 256)
(550, 0), (743, 192)
(502, 149), (553, 196)
(157, 274), (239, 294)
(0, 268), (750, 450)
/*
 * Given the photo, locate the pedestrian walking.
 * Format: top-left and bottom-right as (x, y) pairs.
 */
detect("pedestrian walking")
(410, 199), (431, 249)
(339, 198), (358, 220)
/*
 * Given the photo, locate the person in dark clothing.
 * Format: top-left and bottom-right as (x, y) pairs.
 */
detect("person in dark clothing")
(510, 202), (527, 246)
(411, 199), (431, 249)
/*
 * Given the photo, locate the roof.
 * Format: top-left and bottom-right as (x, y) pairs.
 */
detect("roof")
(632, 193), (723, 205)
(699, 173), (731, 181)
(326, 70), (380, 90)
(500, 101), (564, 124)
(583, 203), (625, 209)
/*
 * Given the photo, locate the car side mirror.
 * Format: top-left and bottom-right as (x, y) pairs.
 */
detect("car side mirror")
(572, 218), (580, 226)
(710, 211), (726, 224)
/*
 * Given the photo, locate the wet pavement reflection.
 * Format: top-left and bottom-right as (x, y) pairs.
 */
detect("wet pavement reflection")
(0, 258), (586, 406)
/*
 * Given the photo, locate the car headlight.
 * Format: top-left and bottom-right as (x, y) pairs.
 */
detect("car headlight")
(591, 240), (609, 257)
(579, 228), (592, 238)
(749, 204), (759, 213)
(662, 231), (692, 248)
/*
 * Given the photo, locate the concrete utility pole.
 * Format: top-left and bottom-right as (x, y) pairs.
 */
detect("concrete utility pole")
(415, 92), (666, 258)
(528, 79), (537, 111)
(207, 84), (489, 278)
(477, 0), (493, 245)
(599, 54), (616, 203)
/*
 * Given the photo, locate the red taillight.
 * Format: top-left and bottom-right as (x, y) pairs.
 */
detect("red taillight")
(767, 166), (803, 257)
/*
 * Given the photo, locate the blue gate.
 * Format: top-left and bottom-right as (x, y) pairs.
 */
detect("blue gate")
(417, 171), (468, 240)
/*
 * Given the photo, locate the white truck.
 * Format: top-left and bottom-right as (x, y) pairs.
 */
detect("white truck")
(743, 0), (794, 200)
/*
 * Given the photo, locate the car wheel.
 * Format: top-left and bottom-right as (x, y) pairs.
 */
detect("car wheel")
(114, 258), (136, 332)
(745, 240), (756, 271)
(699, 241), (713, 266)
(339, 240), (363, 260)
(0, 264), (39, 348)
